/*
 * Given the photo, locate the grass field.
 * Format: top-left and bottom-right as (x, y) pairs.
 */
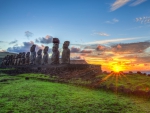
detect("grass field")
(0, 73), (150, 113)
(96, 72), (150, 91)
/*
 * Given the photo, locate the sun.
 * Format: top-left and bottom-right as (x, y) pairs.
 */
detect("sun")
(112, 65), (123, 73)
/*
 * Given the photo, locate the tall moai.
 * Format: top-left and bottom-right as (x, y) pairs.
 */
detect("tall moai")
(25, 52), (30, 64)
(30, 45), (36, 65)
(51, 38), (60, 64)
(43, 46), (49, 65)
(61, 41), (70, 64)
(20, 52), (25, 65)
(36, 49), (42, 65)
(14, 54), (18, 65)
(17, 53), (22, 65)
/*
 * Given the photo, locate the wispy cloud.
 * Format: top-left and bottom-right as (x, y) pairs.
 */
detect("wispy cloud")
(95, 32), (110, 36)
(9, 40), (18, 44)
(105, 18), (119, 24)
(25, 31), (33, 38)
(130, 0), (147, 6)
(110, 0), (130, 11)
(136, 16), (150, 24)
(85, 37), (139, 45)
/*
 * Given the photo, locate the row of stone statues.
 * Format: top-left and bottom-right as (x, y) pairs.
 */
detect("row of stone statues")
(1, 38), (70, 66)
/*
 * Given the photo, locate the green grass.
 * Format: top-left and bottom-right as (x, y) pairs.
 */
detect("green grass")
(1, 74), (150, 113)
(96, 73), (150, 91)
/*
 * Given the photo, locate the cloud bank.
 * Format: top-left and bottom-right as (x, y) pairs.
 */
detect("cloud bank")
(7, 41), (47, 53)
(35, 35), (53, 44)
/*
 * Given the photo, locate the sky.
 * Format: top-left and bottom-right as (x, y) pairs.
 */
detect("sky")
(0, 0), (150, 72)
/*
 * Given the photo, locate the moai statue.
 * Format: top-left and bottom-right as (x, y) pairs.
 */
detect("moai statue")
(12, 55), (16, 65)
(30, 45), (36, 65)
(1, 56), (7, 66)
(43, 46), (49, 65)
(61, 41), (70, 64)
(8, 55), (13, 66)
(14, 54), (18, 65)
(14, 54), (19, 65)
(36, 49), (42, 65)
(25, 52), (30, 64)
(5, 55), (9, 66)
(20, 52), (25, 65)
(17, 53), (22, 65)
(51, 38), (60, 64)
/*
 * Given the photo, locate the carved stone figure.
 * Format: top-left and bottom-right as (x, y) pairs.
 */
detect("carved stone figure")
(1, 56), (7, 66)
(12, 55), (16, 65)
(25, 52), (30, 64)
(36, 49), (42, 65)
(61, 41), (70, 64)
(5, 55), (9, 66)
(8, 55), (13, 65)
(51, 45), (59, 64)
(43, 46), (49, 64)
(17, 53), (22, 65)
(30, 45), (36, 64)
(14, 54), (18, 65)
(20, 52), (25, 65)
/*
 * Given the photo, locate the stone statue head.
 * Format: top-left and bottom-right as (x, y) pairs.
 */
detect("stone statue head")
(30, 44), (36, 52)
(44, 46), (49, 53)
(37, 49), (42, 55)
(26, 52), (30, 57)
(63, 41), (70, 49)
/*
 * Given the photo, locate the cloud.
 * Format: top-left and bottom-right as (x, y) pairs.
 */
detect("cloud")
(35, 35), (53, 44)
(0, 50), (6, 52)
(7, 41), (48, 53)
(136, 16), (150, 24)
(85, 37), (138, 45)
(96, 45), (106, 51)
(92, 32), (110, 36)
(0, 41), (4, 43)
(105, 18), (119, 24)
(9, 40), (18, 44)
(80, 50), (92, 53)
(70, 47), (80, 53)
(110, 0), (130, 11)
(130, 0), (147, 6)
(111, 41), (150, 53)
(25, 31), (33, 38)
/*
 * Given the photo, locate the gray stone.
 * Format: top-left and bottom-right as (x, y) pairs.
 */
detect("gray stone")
(30, 45), (36, 64)
(17, 53), (22, 65)
(51, 44), (59, 64)
(20, 52), (25, 65)
(43, 46), (49, 64)
(61, 41), (70, 64)
(36, 49), (42, 65)
(25, 52), (30, 64)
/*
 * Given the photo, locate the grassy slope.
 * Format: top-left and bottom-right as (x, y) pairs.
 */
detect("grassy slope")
(0, 73), (150, 113)
(96, 73), (150, 91)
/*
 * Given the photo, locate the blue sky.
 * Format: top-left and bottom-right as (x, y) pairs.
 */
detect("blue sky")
(0, 0), (150, 72)
(0, 0), (150, 51)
